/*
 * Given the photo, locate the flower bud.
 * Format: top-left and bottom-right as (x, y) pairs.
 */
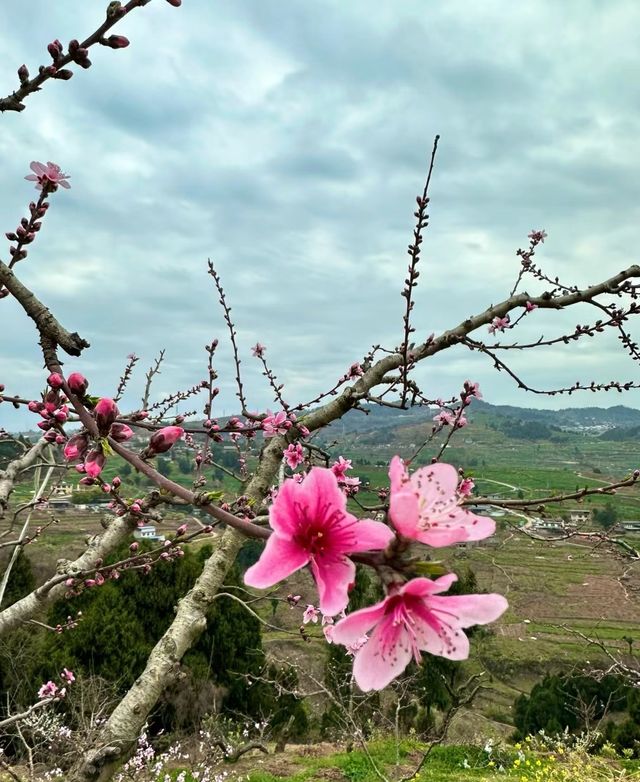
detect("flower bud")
(18, 64), (29, 83)
(106, 35), (130, 48)
(165, 0), (182, 6)
(47, 372), (64, 389)
(94, 397), (119, 434)
(110, 423), (133, 442)
(129, 542), (139, 552)
(84, 448), (105, 478)
(64, 433), (89, 461)
(67, 372), (88, 395)
(146, 426), (184, 456)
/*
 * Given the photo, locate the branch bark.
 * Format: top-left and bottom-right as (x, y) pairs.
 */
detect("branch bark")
(0, 438), (48, 517)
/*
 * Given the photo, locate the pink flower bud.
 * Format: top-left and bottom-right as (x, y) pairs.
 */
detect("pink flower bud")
(67, 372), (88, 395)
(130, 502), (141, 514)
(94, 398), (119, 434)
(84, 449), (105, 478)
(165, 0), (182, 6)
(110, 423), (133, 442)
(176, 524), (187, 536)
(61, 668), (75, 684)
(18, 64), (29, 82)
(147, 426), (184, 456)
(129, 542), (139, 552)
(28, 400), (42, 413)
(79, 476), (95, 486)
(112, 476), (121, 488)
(64, 433), (88, 461)
(47, 372), (64, 389)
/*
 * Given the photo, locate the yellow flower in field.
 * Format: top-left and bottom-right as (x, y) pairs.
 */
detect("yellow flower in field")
(515, 743), (522, 750)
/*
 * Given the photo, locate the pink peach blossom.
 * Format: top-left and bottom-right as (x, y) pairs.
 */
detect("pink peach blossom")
(284, 443), (304, 470)
(303, 605), (319, 624)
(25, 161), (70, 191)
(458, 477), (475, 497)
(331, 456), (352, 480)
(262, 410), (290, 437)
(38, 680), (59, 699)
(463, 380), (482, 400)
(244, 468), (395, 615)
(388, 456), (495, 547)
(332, 575), (508, 690)
(528, 229), (547, 243)
(433, 410), (455, 426)
(488, 315), (510, 335)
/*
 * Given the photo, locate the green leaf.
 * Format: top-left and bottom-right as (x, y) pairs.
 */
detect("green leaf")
(100, 437), (114, 457)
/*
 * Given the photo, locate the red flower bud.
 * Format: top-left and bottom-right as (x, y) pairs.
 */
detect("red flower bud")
(47, 372), (64, 389)
(94, 397), (119, 434)
(106, 35), (130, 49)
(67, 372), (89, 396)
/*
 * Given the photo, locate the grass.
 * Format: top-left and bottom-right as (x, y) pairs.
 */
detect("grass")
(172, 740), (640, 782)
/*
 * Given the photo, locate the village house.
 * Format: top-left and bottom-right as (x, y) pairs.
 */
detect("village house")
(133, 525), (166, 542)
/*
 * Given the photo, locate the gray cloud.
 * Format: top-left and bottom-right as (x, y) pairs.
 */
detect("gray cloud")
(2, 0), (640, 430)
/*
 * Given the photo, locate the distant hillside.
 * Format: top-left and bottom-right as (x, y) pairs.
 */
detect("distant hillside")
(322, 400), (640, 438)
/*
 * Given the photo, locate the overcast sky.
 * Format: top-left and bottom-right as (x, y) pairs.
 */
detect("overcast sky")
(1, 0), (640, 428)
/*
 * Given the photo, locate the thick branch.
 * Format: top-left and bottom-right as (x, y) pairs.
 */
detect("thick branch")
(0, 438), (48, 517)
